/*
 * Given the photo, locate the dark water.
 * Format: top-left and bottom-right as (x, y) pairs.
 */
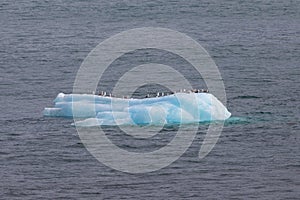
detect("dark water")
(1, 0), (299, 199)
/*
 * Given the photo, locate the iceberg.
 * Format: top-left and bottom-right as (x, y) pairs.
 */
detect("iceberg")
(43, 92), (231, 126)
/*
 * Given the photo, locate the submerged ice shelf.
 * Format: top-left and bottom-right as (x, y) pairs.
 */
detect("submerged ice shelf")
(44, 93), (231, 126)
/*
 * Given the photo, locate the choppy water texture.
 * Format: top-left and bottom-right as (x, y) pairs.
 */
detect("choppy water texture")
(1, 0), (299, 199)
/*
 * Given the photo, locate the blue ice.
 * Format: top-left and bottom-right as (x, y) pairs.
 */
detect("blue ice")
(43, 92), (231, 126)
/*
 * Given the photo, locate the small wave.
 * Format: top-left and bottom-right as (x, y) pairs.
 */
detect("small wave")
(233, 95), (261, 99)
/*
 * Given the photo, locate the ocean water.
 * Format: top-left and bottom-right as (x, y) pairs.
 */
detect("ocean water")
(1, 0), (299, 199)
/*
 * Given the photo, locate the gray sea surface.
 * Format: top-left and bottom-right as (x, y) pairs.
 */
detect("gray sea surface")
(1, 0), (299, 199)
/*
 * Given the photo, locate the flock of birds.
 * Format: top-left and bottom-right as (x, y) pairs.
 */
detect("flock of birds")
(92, 89), (209, 99)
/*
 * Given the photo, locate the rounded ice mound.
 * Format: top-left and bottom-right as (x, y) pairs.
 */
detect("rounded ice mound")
(43, 92), (231, 126)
